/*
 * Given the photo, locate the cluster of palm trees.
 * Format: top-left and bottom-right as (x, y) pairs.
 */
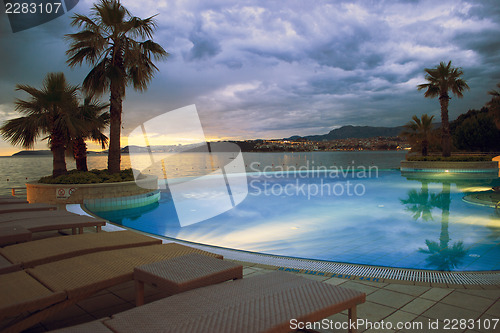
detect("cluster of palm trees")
(0, 0), (167, 177)
(402, 61), (470, 157)
(405, 60), (499, 157)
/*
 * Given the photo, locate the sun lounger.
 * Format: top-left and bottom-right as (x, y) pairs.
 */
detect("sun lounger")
(0, 243), (232, 333)
(0, 210), (81, 223)
(0, 213), (106, 236)
(50, 271), (366, 333)
(0, 230), (161, 272)
(0, 225), (32, 247)
(0, 203), (57, 214)
(0, 196), (28, 205)
(0, 255), (21, 275)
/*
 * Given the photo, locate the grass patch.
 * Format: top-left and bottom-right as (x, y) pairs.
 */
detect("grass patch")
(407, 155), (494, 162)
(39, 168), (135, 184)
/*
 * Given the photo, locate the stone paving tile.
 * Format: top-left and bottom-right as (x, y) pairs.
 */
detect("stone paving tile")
(87, 302), (134, 320)
(440, 291), (495, 313)
(39, 304), (87, 323)
(77, 292), (128, 313)
(407, 316), (454, 333)
(485, 299), (500, 316)
(357, 301), (397, 322)
(367, 289), (414, 309)
(242, 267), (259, 275)
(420, 287), (453, 301)
(362, 327), (396, 333)
(106, 280), (135, 293)
(323, 276), (348, 286)
(422, 302), (482, 321)
(383, 310), (419, 329)
(340, 280), (380, 295)
(400, 298), (437, 315)
(457, 288), (500, 300)
(42, 314), (97, 332)
(476, 313), (500, 333)
(109, 284), (137, 302)
(299, 273), (331, 281)
(241, 269), (270, 278)
(383, 283), (430, 297)
(22, 323), (46, 333)
(306, 312), (349, 333)
(356, 279), (390, 288)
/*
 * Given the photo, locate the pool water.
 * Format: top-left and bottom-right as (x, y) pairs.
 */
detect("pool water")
(91, 170), (500, 272)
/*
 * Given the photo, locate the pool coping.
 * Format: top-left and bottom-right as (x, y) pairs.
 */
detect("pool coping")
(71, 204), (500, 289)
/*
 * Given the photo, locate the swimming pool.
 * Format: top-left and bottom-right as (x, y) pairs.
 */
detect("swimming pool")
(90, 169), (500, 272)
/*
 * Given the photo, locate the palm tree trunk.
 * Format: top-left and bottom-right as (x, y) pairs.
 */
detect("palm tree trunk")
(422, 139), (428, 156)
(74, 137), (88, 172)
(51, 133), (67, 178)
(439, 182), (451, 249)
(107, 47), (124, 174)
(439, 95), (451, 157)
(108, 86), (122, 174)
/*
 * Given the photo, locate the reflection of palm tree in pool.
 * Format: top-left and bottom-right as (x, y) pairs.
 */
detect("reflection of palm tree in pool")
(418, 182), (468, 271)
(400, 180), (434, 221)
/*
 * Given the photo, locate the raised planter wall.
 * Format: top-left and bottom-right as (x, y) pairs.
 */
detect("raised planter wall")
(26, 175), (159, 205)
(400, 160), (499, 173)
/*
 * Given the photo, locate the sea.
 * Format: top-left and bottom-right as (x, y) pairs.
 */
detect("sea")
(0, 151), (408, 196)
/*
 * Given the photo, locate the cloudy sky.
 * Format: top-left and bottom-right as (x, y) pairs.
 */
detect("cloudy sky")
(0, 0), (499, 155)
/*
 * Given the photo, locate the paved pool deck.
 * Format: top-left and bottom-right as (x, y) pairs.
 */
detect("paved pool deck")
(21, 251), (499, 333)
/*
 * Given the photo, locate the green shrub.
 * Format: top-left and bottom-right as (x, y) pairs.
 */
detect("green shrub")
(407, 155), (494, 162)
(39, 168), (136, 184)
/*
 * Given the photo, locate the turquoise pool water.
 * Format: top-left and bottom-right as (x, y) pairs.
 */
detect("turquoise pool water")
(90, 169), (500, 272)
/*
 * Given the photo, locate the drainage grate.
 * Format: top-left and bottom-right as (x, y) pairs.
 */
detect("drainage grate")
(175, 240), (500, 287)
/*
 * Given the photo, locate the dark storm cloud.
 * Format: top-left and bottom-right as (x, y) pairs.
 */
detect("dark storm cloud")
(184, 22), (222, 61)
(1, 0), (500, 154)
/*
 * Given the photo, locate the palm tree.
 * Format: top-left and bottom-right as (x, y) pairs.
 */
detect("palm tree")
(400, 114), (435, 156)
(417, 61), (469, 157)
(419, 182), (468, 270)
(486, 83), (500, 129)
(71, 95), (110, 171)
(65, 0), (168, 174)
(400, 181), (434, 222)
(0, 73), (80, 177)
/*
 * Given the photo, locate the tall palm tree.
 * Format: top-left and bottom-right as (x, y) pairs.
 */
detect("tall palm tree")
(65, 0), (168, 174)
(400, 114), (435, 156)
(71, 95), (110, 171)
(486, 82), (500, 129)
(417, 61), (469, 157)
(419, 182), (468, 271)
(0, 73), (80, 177)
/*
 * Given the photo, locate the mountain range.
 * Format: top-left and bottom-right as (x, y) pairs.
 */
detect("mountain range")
(286, 125), (406, 141)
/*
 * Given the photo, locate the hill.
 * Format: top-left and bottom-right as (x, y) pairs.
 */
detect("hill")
(286, 125), (406, 141)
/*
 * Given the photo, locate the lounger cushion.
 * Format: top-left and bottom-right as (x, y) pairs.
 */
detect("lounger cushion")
(0, 230), (161, 267)
(0, 271), (66, 320)
(0, 203), (56, 214)
(0, 197), (28, 205)
(28, 243), (223, 299)
(0, 216), (106, 233)
(0, 255), (21, 275)
(0, 210), (79, 223)
(105, 271), (366, 333)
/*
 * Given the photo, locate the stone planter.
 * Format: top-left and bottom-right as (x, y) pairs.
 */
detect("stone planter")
(400, 160), (499, 173)
(26, 175), (159, 206)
